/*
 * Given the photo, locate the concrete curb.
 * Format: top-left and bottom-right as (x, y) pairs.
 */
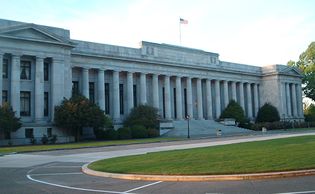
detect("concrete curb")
(82, 164), (315, 182)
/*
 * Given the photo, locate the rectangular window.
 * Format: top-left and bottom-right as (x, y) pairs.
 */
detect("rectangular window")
(44, 62), (49, 81)
(44, 92), (49, 116)
(2, 58), (8, 78)
(89, 82), (95, 103)
(20, 60), (31, 80)
(20, 91), (31, 116)
(72, 81), (79, 96)
(105, 83), (110, 114)
(25, 128), (34, 138)
(184, 88), (187, 117)
(162, 87), (166, 118)
(173, 88), (177, 119)
(133, 84), (137, 107)
(119, 84), (124, 114)
(47, 128), (52, 137)
(2, 90), (8, 105)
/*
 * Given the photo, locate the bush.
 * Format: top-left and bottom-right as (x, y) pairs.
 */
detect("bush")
(256, 103), (280, 123)
(124, 105), (159, 129)
(49, 135), (57, 144)
(117, 127), (132, 139)
(41, 135), (48, 144)
(220, 100), (246, 124)
(94, 128), (118, 140)
(131, 125), (148, 138)
(148, 128), (160, 137)
(305, 104), (315, 122)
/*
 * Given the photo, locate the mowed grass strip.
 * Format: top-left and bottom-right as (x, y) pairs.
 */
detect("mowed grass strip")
(89, 135), (315, 175)
(0, 137), (180, 154)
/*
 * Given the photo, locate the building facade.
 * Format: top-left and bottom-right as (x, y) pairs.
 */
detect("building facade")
(0, 19), (304, 144)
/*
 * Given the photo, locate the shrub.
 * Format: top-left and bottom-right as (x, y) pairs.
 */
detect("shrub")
(131, 125), (148, 138)
(117, 127), (132, 139)
(220, 100), (246, 124)
(304, 104), (315, 122)
(256, 103), (280, 123)
(94, 128), (118, 140)
(41, 134), (48, 144)
(49, 135), (57, 144)
(148, 128), (160, 137)
(124, 105), (159, 129)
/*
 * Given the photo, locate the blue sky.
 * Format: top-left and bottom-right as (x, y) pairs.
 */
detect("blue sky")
(0, 0), (314, 66)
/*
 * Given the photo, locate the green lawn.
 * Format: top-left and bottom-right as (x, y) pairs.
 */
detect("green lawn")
(89, 135), (315, 175)
(0, 137), (180, 154)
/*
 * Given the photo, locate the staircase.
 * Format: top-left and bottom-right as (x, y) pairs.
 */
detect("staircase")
(162, 119), (250, 138)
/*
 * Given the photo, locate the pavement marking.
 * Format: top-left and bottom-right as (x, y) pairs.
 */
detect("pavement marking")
(275, 191), (315, 194)
(42, 166), (82, 168)
(29, 172), (83, 176)
(26, 174), (136, 194)
(123, 181), (163, 193)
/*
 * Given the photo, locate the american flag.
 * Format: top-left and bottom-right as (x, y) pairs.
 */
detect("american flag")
(180, 18), (188, 24)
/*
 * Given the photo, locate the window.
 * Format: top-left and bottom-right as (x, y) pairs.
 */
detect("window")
(119, 84), (124, 114)
(47, 128), (52, 137)
(2, 58), (8, 78)
(72, 81), (79, 96)
(173, 88), (177, 118)
(20, 91), (31, 116)
(44, 62), (49, 81)
(133, 84), (137, 107)
(184, 88), (187, 117)
(20, 60), (31, 80)
(162, 87), (165, 118)
(2, 90), (8, 105)
(89, 82), (95, 103)
(44, 92), (49, 116)
(25, 128), (34, 138)
(105, 83), (110, 114)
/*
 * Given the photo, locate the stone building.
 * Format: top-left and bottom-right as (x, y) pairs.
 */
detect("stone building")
(0, 19), (303, 144)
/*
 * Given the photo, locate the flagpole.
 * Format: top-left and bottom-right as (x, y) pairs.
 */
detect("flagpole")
(179, 20), (182, 45)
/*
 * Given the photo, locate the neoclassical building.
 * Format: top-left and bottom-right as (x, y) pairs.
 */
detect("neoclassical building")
(0, 19), (303, 144)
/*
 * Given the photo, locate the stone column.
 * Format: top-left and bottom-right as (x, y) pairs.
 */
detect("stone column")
(97, 69), (105, 111)
(0, 52), (3, 105)
(112, 70), (120, 122)
(152, 74), (159, 109)
(286, 83), (292, 117)
(11, 55), (20, 117)
(231, 81), (237, 101)
(239, 82), (245, 111)
(223, 80), (229, 108)
(175, 76), (183, 120)
(126, 72), (134, 114)
(206, 79), (212, 119)
(164, 75), (171, 119)
(253, 83), (259, 117)
(35, 56), (44, 122)
(291, 83), (298, 118)
(215, 80), (221, 119)
(196, 78), (203, 119)
(82, 67), (89, 99)
(296, 84), (303, 118)
(186, 77), (193, 118)
(246, 83), (253, 119)
(140, 73), (147, 104)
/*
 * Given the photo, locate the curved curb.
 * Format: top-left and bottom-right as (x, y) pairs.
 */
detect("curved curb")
(82, 164), (315, 182)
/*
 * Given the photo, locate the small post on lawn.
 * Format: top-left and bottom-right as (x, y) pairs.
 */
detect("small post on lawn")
(186, 115), (190, 139)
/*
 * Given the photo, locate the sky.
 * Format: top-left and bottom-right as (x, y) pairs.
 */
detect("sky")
(0, 0), (314, 66)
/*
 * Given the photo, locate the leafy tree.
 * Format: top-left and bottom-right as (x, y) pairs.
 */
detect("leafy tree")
(54, 95), (112, 141)
(220, 100), (246, 124)
(256, 103), (280, 123)
(124, 105), (159, 129)
(0, 103), (22, 139)
(304, 103), (315, 122)
(288, 42), (315, 101)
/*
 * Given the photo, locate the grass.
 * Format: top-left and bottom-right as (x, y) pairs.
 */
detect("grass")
(89, 135), (315, 175)
(0, 137), (181, 154)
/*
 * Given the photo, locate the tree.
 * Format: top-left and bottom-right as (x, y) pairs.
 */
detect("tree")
(288, 42), (315, 101)
(256, 103), (280, 123)
(220, 100), (246, 124)
(304, 103), (315, 122)
(124, 105), (159, 129)
(0, 103), (22, 139)
(54, 95), (112, 141)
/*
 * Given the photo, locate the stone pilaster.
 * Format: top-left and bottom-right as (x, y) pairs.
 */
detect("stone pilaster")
(291, 83), (298, 118)
(186, 77), (193, 118)
(231, 81), (237, 101)
(197, 78), (203, 119)
(11, 55), (20, 117)
(239, 82), (245, 112)
(246, 83), (253, 119)
(253, 83), (259, 117)
(206, 79), (212, 120)
(175, 76), (183, 120)
(0, 52), (3, 105)
(51, 58), (65, 121)
(215, 80), (221, 119)
(164, 75), (171, 119)
(82, 67), (89, 99)
(223, 80), (229, 108)
(152, 74), (159, 109)
(140, 73), (147, 104)
(35, 56), (44, 122)
(126, 72), (134, 114)
(286, 83), (292, 117)
(97, 69), (105, 111)
(112, 70), (120, 122)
